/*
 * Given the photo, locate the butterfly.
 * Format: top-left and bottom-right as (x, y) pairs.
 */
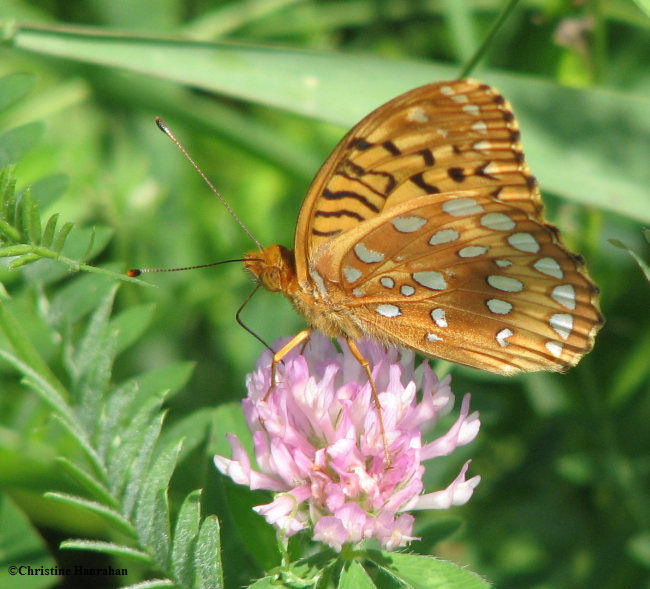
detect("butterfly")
(242, 79), (603, 379)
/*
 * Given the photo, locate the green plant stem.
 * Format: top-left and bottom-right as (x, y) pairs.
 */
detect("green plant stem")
(457, 0), (523, 79)
(591, 0), (608, 83)
(0, 243), (150, 284)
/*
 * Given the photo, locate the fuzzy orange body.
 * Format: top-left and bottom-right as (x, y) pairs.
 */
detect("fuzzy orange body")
(244, 245), (366, 341)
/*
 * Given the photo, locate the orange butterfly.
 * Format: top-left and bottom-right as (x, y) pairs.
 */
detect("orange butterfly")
(243, 79), (603, 379)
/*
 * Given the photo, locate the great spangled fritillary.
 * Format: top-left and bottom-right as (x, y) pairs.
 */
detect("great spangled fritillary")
(244, 79), (603, 376)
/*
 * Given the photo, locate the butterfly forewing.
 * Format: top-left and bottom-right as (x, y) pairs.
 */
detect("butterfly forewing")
(311, 192), (600, 374)
(294, 79), (543, 279)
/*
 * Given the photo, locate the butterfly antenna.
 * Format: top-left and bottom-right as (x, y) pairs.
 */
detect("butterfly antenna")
(127, 259), (249, 277)
(155, 117), (263, 251)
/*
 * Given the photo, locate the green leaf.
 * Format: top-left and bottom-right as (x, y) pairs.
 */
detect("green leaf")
(96, 380), (138, 461)
(7, 252), (41, 269)
(110, 302), (156, 354)
(59, 539), (151, 564)
(0, 347), (72, 429)
(79, 226), (96, 264)
(0, 221), (21, 244)
(55, 457), (117, 509)
(73, 283), (118, 373)
(374, 551), (490, 589)
(0, 168), (19, 232)
(131, 361), (195, 403)
(0, 340), (105, 477)
(73, 286), (119, 431)
(498, 80), (650, 224)
(114, 406), (165, 515)
(181, 0), (306, 39)
(41, 213), (59, 248)
(46, 412), (105, 480)
(339, 560), (376, 589)
(29, 192), (42, 245)
(0, 122), (44, 168)
(171, 489), (202, 587)
(223, 481), (279, 572)
(7, 25), (456, 119)
(158, 409), (214, 464)
(0, 72), (37, 112)
(0, 492), (57, 589)
(135, 439), (182, 570)
(59, 224), (113, 261)
(44, 492), (134, 537)
(0, 297), (67, 399)
(102, 364), (190, 467)
(17, 187), (33, 243)
(7, 24), (649, 221)
(194, 516), (224, 589)
(50, 220), (74, 253)
(150, 488), (173, 571)
(49, 274), (116, 330)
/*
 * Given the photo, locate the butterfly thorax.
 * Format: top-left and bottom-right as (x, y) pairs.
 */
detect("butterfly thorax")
(244, 244), (299, 294)
(244, 244), (364, 340)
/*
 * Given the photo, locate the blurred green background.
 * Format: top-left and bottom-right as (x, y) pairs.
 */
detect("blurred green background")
(0, 1), (649, 588)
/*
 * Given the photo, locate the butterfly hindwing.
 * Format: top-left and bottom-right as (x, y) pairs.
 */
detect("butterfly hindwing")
(310, 192), (601, 374)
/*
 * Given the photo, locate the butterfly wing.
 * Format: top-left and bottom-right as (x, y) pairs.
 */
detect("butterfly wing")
(309, 192), (602, 374)
(290, 79), (602, 374)
(294, 79), (542, 282)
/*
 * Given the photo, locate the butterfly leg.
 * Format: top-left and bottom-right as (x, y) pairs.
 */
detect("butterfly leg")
(264, 329), (312, 401)
(346, 338), (391, 466)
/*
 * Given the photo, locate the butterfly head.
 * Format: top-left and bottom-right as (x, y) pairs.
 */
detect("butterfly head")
(244, 244), (297, 294)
